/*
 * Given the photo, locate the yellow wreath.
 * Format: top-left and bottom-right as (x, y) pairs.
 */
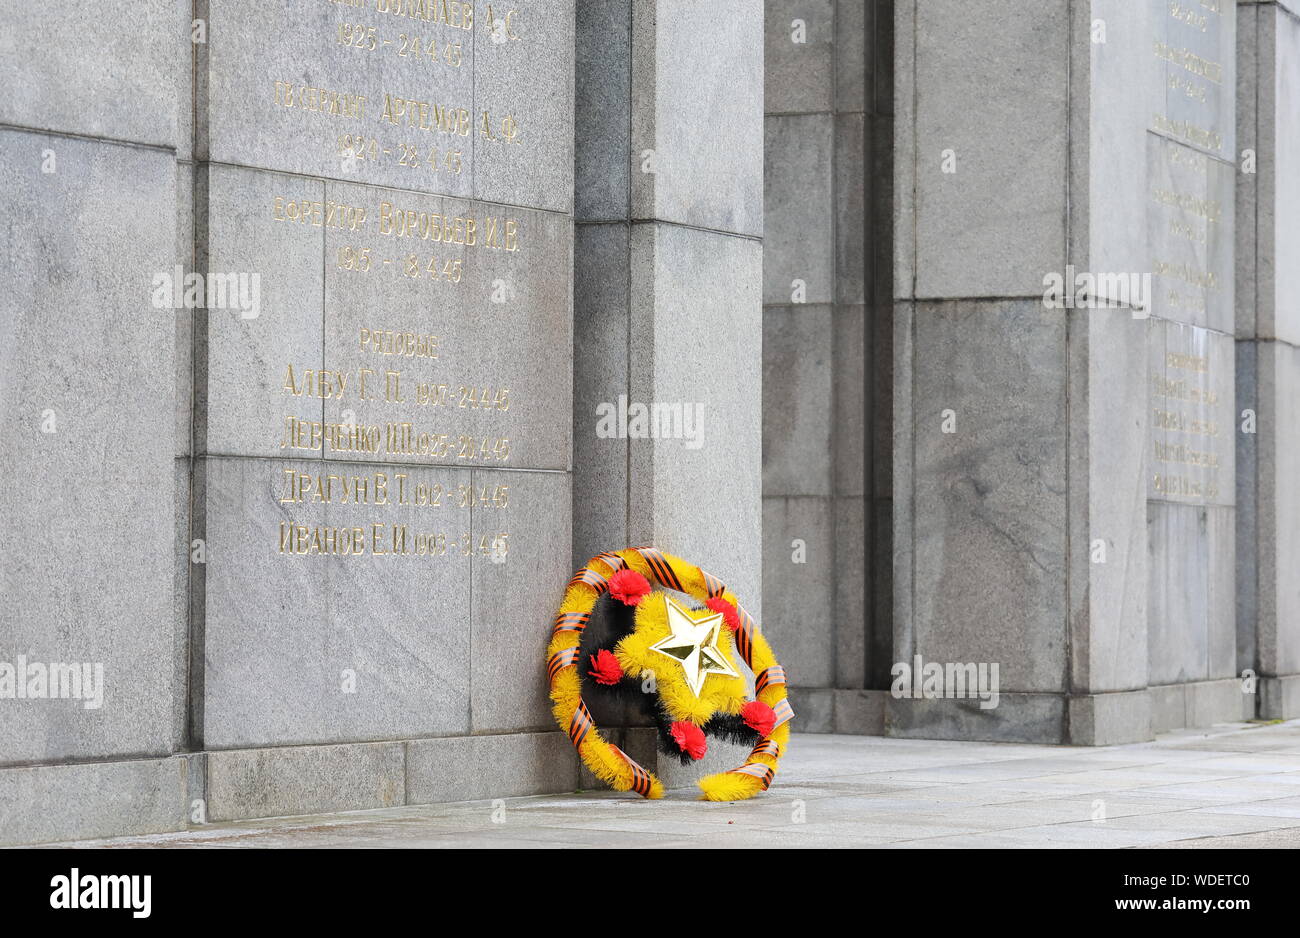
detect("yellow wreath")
(546, 547), (793, 801)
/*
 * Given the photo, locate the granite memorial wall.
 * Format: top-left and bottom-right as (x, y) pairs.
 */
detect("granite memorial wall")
(891, 0), (1297, 743)
(0, 0), (595, 844)
(0, 0), (1297, 845)
(0, 0), (764, 845)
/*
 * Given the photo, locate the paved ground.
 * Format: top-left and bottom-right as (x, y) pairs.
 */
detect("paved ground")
(67, 720), (1300, 848)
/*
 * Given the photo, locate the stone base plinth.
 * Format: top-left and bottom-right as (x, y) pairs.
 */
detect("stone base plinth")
(790, 681), (1256, 746)
(0, 731), (583, 847)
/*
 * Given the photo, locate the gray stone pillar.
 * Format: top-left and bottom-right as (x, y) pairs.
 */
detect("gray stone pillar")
(760, 0), (892, 734)
(1237, 0), (1300, 719)
(893, 0), (1241, 744)
(0, 2), (187, 845)
(573, 0), (763, 779)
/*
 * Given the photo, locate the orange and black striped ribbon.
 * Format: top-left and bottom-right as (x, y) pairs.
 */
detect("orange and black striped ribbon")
(547, 646), (582, 684)
(730, 760), (775, 790)
(569, 699), (595, 747)
(553, 610), (590, 635)
(756, 665), (787, 693)
(595, 550), (628, 572)
(635, 547), (684, 592)
(610, 745), (653, 797)
(771, 698), (794, 730)
(750, 739), (781, 759)
(732, 604), (756, 669)
(702, 569), (727, 599)
(569, 566), (610, 593)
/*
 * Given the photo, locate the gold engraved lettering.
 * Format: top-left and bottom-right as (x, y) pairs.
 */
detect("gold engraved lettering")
(274, 81), (367, 119)
(379, 93), (471, 136)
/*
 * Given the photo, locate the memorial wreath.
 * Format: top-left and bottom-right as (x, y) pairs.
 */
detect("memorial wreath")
(546, 547), (793, 801)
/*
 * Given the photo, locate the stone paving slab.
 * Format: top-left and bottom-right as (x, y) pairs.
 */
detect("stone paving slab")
(52, 720), (1300, 849)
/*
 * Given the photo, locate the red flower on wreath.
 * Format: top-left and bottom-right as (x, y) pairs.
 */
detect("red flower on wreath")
(587, 649), (624, 685)
(670, 720), (708, 760)
(742, 700), (777, 737)
(608, 568), (652, 606)
(705, 596), (741, 631)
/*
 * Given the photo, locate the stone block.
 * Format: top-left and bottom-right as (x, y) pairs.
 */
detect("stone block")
(195, 163), (324, 458)
(176, 161), (195, 457)
(406, 731), (579, 804)
(206, 741), (404, 821)
(1151, 0), (1236, 162)
(470, 469), (572, 733)
(764, 0), (834, 114)
(834, 0), (867, 113)
(196, 456), (473, 748)
(834, 495), (866, 688)
(172, 457), (192, 752)
(1186, 677), (1249, 728)
(1260, 340), (1300, 675)
(1073, 306), (1149, 694)
(869, 496), (895, 688)
(1086, 0), (1163, 283)
(1147, 320), (1236, 508)
(0, 756), (190, 846)
(1067, 690), (1152, 746)
(1235, 339), (1259, 672)
(788, 686), (834, 733)
(869, 0), (893, 117)
(835, 114), (866, 305)
(1235, 0), (1261, 340)
(833, 688), (885, 735)
(575, 0), (631, 220)
(872, 302), (894, 496)
(910, 300), (1068, 694)
(888, 693), (1067, 745)
(1207, 505), (1237, 679)
(762, 306), (833, 496)
(763, 496), (834, 687)
(1150, 682), (1188, 733)
(202, 0), (475, 197)
(1260, 674), (1300, 720)
(572, 223), (630, 568)
(890, 300), (915, 655)
(763, 114), (834, 305)
(892, 1), (916, 300)
(0, 2), (179, 146)
(834, 304), (866, 496)
(910, 0), (1068, 298)
(0, 130), (178, 764)
(1145, 135), (1236, 332)
(1147, 502), (1211, 685)
(631, 0), (763, 235)
(318, 179), (573, 471)
(177, 0), (194, 160)
(1271, 5), (1300, 344)
(472, 0), (575, 212)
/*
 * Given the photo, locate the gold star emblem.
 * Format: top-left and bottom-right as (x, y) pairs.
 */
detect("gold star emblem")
(649, 598), (739, 697)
